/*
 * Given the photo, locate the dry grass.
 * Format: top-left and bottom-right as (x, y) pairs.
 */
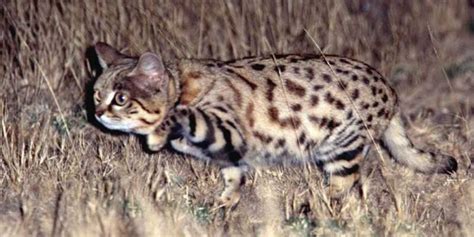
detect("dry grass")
(1, 0), (474, 236)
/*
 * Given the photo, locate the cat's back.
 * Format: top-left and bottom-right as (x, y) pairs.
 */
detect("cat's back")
(182, 54), (399, 161)
(202, 54), (398, 125)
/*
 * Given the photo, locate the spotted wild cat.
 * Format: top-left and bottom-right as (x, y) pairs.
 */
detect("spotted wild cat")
(91, 42), (457, 204)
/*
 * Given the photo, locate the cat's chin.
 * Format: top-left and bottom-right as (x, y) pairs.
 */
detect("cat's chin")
(132, 127), (154, 135)
(101, 123), (134, 133)
(96, 116), (135, 133)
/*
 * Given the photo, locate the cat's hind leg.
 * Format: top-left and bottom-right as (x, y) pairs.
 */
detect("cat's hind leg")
(318, 143), (371, 197)
(219, 166), (246, 206)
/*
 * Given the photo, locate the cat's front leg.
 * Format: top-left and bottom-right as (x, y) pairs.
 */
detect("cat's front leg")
(147, 131), (168, 152)
(146, 111), (180, 152)
(171, 135), (247, 206)
(147, 105), (198, 152)
(169, 136), (211, 160)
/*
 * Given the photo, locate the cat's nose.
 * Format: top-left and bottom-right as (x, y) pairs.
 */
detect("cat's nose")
(95, 109), (106, 117)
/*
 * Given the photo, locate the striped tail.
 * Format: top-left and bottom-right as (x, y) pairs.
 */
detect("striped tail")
(381, 113), (457, 174)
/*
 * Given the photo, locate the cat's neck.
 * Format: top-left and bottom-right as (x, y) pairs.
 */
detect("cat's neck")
(166, 63), (181, 109)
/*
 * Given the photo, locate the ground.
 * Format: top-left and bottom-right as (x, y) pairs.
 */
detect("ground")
(1, 1), (473, 236)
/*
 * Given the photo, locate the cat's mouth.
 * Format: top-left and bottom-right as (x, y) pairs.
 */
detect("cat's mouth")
(96, 114), (162, 135)
(95, 115), (135, 132)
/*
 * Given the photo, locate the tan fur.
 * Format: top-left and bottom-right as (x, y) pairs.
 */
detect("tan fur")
(179, 71), (203, 105)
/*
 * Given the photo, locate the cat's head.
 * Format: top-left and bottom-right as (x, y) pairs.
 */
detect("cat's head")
(92, 42), (175, 135)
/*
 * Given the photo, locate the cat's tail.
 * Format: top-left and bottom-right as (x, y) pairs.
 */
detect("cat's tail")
(381, 112), (457, 174)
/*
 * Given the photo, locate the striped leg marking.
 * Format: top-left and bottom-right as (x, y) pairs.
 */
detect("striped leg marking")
(176, 105), (245, 165)
(324, 145), (370, 197)
(170, 137), (210, 160)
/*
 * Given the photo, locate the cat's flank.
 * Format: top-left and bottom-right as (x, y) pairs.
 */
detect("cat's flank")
(92, 42), (457, 204)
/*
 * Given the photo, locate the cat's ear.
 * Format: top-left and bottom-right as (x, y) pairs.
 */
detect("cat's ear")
(134, 52), (166, 77)
(129, 52), (169, 92)
(94, 42), (127, 69)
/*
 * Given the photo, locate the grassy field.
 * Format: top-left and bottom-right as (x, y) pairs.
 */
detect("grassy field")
(1, 0), (473, 236)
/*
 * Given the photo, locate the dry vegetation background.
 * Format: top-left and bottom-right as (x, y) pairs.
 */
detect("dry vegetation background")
(1, 0), (474, 236)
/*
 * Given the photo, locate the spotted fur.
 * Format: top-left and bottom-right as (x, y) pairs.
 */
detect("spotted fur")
(92, 42), (457, 202)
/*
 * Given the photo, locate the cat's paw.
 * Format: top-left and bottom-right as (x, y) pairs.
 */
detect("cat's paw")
(147, 133), (167, 152)
(217, 190), (241, 207)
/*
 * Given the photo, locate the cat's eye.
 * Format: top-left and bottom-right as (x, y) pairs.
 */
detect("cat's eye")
(94, 91), (101, 103)
(114, 92), (128, 106)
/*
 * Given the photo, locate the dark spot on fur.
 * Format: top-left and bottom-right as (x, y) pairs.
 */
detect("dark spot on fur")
(325, 92), (335, 104)
(178, 109), (188, 116)
(274, 65), (286, 73)
(335, 68), (349, 75)
(338, 81), (348, 90)
(275, 138), (286, 148)
(266, 78), (277, 101)
(325, 92), (344, 110)
(377, 108), (385, 117)
(372, 101), (379, 107)
(253, 131), (273, 144)
(310, 95), (319, 106)
(320, 117), (328, 127)
(313, 85), (324, 91)
(382, 94), (388, 103)
(281, 117), (301, 128)
(327, 119), (341, 131)
(335, 101), (345, 110)
(365, 67), (374, 75)
(268, 108), (299, 128)
(308, 115), (321, 126)
(293, 67), (300, 74)
(371, 86), (377, 96)
(339, 58), (352, 65)
(351, 74), (359, 81)
(170, 115), (177, 123)
(362, 77), (370, 85)
(268, 106), (279, 122)
(291, 104), (302, 112)
(367, 114), (373, 122)
(346, 111), (353, 119)
(298, 133), (306, 144)
(304, 67), (314, 80)
(351, 89), (359, 100)
(322, 73), (332, 83)
(285, 80), (306, 97)
(225, 80), (243, 107)
(246, 102), (255, 127)
(251, 63), (266, 71)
